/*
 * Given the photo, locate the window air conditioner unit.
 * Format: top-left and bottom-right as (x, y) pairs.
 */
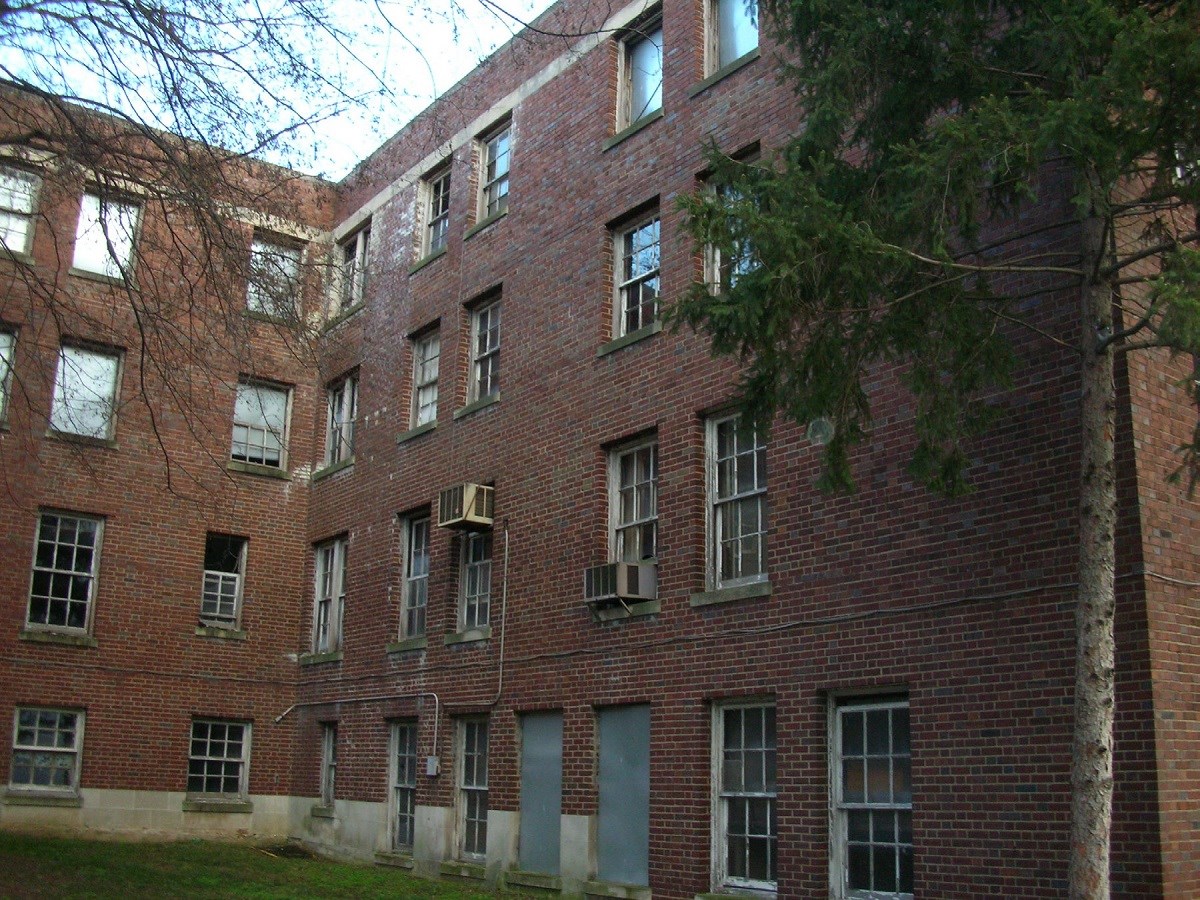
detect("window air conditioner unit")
(583, 561), (657, 608)
(437, 483), (494, 530)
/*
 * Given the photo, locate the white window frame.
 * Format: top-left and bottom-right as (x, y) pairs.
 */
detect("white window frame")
(231, 380), (291, 470)
(460, 531), (492, 631)
(246, 236), (302, 319)
(411, 330), (440, 427)
(424, 166), (451, 256)
(402, 514), (430, 638)
(614, 214), (661, 338)
(320, 723), (337, 807)
(9, 707), (84, 793)
(469, 299), (501, 402)
(186, 719), (250, 799)
(707, 414), (768, 589)
(479, 121), (511, 220)
(338, 225), (370, 311)
(72, 192), (139, 280)
(201, 533), (247, 629)
(27, 511), (103, 634)
(50, 344), (121, 440)
(0, 329), (15, 423)
(324, 373), (358, 467)
(0, 166), (40, 256)
(707, 0), (759, 74)
(610, 438), (658, 563)
(618, 16), (663, 129)
(831, 697), (913, 899)
(390, 720), (419, 851)
(457, 718), (489, 860)
(712, 702), (777, 892)
(313, 536), (348, 653)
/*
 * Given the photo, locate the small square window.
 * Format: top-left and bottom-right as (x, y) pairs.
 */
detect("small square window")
(0, 329), (15, 422)
(713, 703), (777, 891)
(73, 193), (139, 279)
(708, 414), (767, 588)
(0, 166), (40, 256)
(325, 373), (358, 467)
(412, 330), (440, 428)
(313, 536), (347, 653)
(10, 708), (84, 793)
(611, 439), (657, 562)
(457, 718), (489, 859)
(201, 533), (246, 629)
(390, 721), (419, 851)
(479, 122), (511, 220)
(402, 515), (430, 639)
(619, 17), (663, 129)
(614, 214), (660, 337)
(470, 299), (501, 402)
(460, 531), (492, 630)
(708, 0), (758, 73)
(424, 166), (452, 257)
(231, 381), (290, 469)
(246, 237), (301, 319)
(27, 512), (103, 633)
(187, 719), (250, 798)
(50, 344), (121, 439)
(338, 226), (370, 312)
(320, 723), (337, 807)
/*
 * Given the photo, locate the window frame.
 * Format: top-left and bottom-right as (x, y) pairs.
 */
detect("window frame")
(457, 717), (489, 860)
(469, 298), (501, 403)
(401, 513), (431, 639)
(49, 343), (122, 440)
(479, 120), (511, 220)
(411, 329), (440, 428)
(618, 14), (664, 130)
(9, 707), (84, 794)
(424, 165), (452, 257)
(26, 511), (104, 635)
(0, 328), (15, 423)
(312, 536), (348, 653)
(246, 235), (302, 320)
(706, 0), (759, 74)
(186, 718), (251, 799)
(338, 225), (370, 312)
(390, 720), (420, 851)
(72, 191), (140, 280)
(831, 697), (913, 900)
(324, 372), (358, 467)
(712, 701), (777, 892)
(459, 531), (492, 631)
(0, 165), (40, 257)
(320, 723), (337, 807)
(609, 438), (658, 563)
(613, 212), (661, 338)
(704, 171), (760, 295)
(707, 414), (768, 589)
(230, 379), (292, 471)
(200, 533), (247, 630)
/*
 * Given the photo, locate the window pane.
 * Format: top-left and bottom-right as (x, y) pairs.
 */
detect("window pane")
(74, 194), (137, 278)
(51, 346), (119, 438)
(628, 27), (663, 121)
(717, 0), (759, 68)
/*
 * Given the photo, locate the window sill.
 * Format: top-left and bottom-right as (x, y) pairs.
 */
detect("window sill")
(182, 798), (253, 814)
(227, 459), (290, 480)
(299, 650), (344, 666)
(453, 392), (500, 420)
(2, 790), (82, 808)
(590, 599), (661, 622)
(444, 626), (491, 646)
(18, 628), (97, 648)
(310, 804), (335, 819)
(464, 208), (508, 241)
(243, 308), (298, 327)
(386, 635), (428, 654)
(687, 48), (761, 98)
(584, 880), (652, 900)
(375, 851), (415, 869)
(322, 301), (365, 332)
(441, 860), (486, 881)
(1, 247), (35, 266)
(45, 429), (117, 449)
(597, 320), (662, 357)
(195, 624), (247, 641)
(397, 421), (436, 444)
(312, 457), (354, 481)
(603, 108), (665, 151)
(68, 266), (128, 286)
(506, 871), (563, 891)
(689, 580), (772, 608)
(695, 888), (776, 900)
(409, 246), (447, 275)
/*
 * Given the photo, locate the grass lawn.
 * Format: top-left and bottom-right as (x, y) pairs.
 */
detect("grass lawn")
(0, 831), (528, 899)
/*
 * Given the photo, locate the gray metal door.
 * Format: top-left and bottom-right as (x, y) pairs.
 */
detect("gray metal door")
(519, 711), (563, 873)
(597, 704), (650, 884)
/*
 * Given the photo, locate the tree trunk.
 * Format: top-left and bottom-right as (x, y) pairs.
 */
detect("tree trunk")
(1067, 203), (1116, 900)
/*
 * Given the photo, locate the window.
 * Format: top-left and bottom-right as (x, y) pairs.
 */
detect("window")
(833, 698), (912, 899)
(27, 512), (102, 633)
(320, 724), (337, 807)
(9, 708), (84, 793)
(480, 122), (510, 219)
(73, 192), (139, 279)
(246, 237), (301, 319)
(460, 531), (492, 630)
(709, 415), (767, 588)
(339, 226), (370, 311)
(187, 719), (249, 798)
(325, 373), (358, 466)
(313, 537), (347, 653)
(425, 166), (451, 256)
(50, 344), (120, 439)
(0, 329), (14, 422)
(391, 721), (419, 851)
(714, 703), (777, 891)
(458, 718), (488, 859)
(470, 299), (501, 402)
(611, 440), (657, 562)
(201, 534), (246, 629)
(231, 381), (289, 469)
(706, 181), (759, 293)
(708, 0), (758, 72)
(402, 515), (430, 638)
(0, 166), (39, 256)
(412, 331), (440, 427)
(619, 17), (663, 128)
(615, 214), (660, 337)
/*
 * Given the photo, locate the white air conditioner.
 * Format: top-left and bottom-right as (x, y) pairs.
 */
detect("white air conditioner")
(437, 483), (494, 530)
(583, 561), (658, 607)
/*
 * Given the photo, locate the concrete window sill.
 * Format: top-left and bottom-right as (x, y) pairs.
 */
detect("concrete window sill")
(298, 650), (344, 666)
(598, 321), (662, 357)
(2, 790), (83, 808)
(603, 108), (665, 151)
(182, 798), (253, 814)
(506, 870), (563, 891)
(409, 246), (447, 275)
(444, 626), (491, 646)
(440, 860), (486, 881)
(689, 581), (772, 608)
(687, 49), (761, 98)
(312, 457), (354, 481)
(227, 459), (290, 480)
(195, 625), (247, 641)
(464, 208), (508, 241)
(397, 421), (436, 444)
(45, 429), (117, 449)
(375, 851), (415, 869)
(590, 599), (661, 622)
(454, 392), (500, 420)
(386, 635), (428, 654)
(18, 628), (97, 648)
(584, 880), (652, 900)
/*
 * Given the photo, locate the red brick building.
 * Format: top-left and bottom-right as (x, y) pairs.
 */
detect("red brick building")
(1, 1), (1197, 897)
